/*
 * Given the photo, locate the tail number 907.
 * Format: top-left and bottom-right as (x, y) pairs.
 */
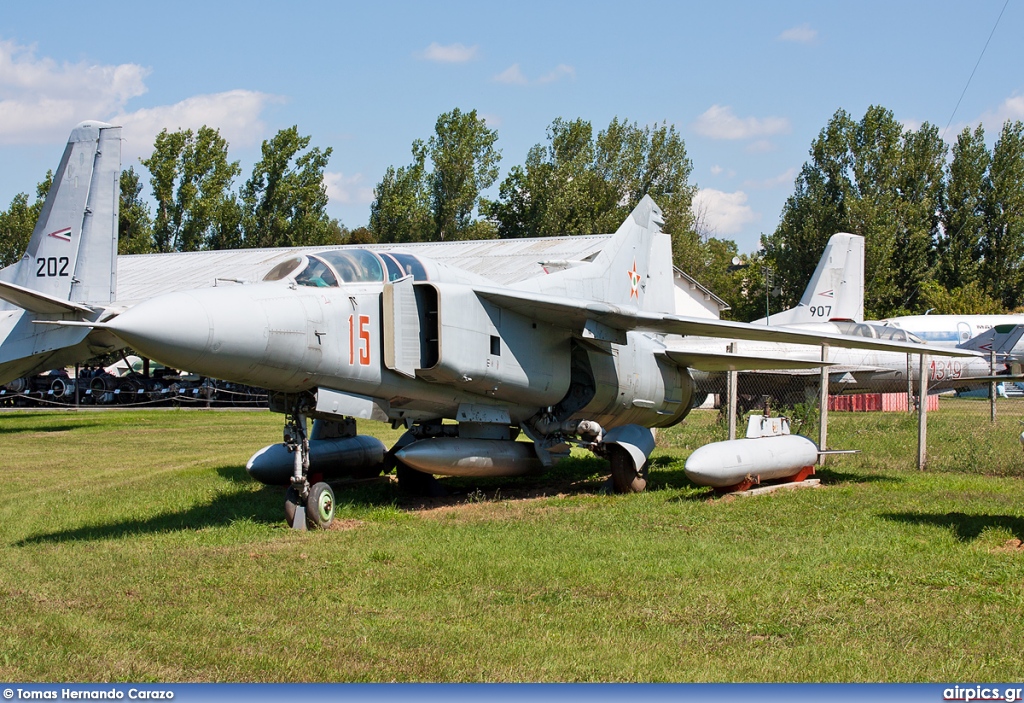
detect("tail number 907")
(36, 256), (70, 277)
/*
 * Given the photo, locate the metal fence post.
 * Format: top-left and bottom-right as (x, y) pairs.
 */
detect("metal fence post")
(727, 342), (738, 441)
(918, 353), (929, 471)
(819, 344), (829, 464)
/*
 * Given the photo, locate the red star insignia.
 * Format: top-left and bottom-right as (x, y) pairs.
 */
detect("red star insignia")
(627, 260), (641, 300)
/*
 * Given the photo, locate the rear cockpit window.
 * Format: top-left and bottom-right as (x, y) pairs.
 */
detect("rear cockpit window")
(318, 250), (385, 283)
(387, 252), (428, 281)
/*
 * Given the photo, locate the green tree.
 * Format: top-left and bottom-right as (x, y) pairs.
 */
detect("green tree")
(118, 167), (154, 254)
(485, 118), (614, 238)
(917, 280), (1005, 315)
(369, 140), (433, 243)
(939, 126), (990, 289)
(240, 126), (342, 248)
(428, 108), (500, 240)
(371, 109), (500, 242)
(766, 106), (947, 318)
(0, 171), (51, 267)
(981, 120), (1024, 309)
(141, 126), (241, 252)
(485, 116), (696, 244)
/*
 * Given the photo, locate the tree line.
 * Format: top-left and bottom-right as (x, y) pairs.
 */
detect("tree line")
(2, 106), (1022, 320)
(764, 106), (1024, 318)
(0, 125), (347, 267)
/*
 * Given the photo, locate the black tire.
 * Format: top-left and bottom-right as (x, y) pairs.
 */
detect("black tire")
(284, 486), (302, 527)
(608, 445), (648, 493)
(396, 461), (446, 497)
(306, 482), (335, 529)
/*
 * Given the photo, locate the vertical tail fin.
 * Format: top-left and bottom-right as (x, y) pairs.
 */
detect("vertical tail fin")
(957, 324), (1024, 360)
(515, 195), (669, 309)
(0, 121), (121, 306)
(757, 232), (864, 325)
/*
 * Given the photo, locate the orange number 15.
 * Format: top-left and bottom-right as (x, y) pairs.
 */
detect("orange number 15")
(349, 314), (371, 366)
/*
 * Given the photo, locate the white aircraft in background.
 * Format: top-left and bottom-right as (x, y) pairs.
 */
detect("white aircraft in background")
(678, 232), (1021, 403)
(881, 313), (1024, 347)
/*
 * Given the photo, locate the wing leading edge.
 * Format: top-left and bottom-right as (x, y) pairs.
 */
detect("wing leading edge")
(474, 287), (981, 360)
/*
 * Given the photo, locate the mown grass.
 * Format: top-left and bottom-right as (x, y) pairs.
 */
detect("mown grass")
(1, 406), (1023, 681)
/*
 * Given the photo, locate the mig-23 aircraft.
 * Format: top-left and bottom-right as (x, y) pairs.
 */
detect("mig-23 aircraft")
(53, 194), (980, 530)
(0, 121), (122, 385)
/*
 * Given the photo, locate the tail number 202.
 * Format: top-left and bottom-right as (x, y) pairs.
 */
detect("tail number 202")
(36, 256), (70, 277)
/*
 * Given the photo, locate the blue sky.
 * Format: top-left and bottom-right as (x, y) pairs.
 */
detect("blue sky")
(1, 0), (1021, 255)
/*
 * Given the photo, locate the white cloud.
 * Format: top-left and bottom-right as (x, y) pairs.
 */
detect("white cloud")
(778, 23), (818, 44)
(494, 63), (575, 86)
(0, 39), (149, 144)
(493, 64), (528, 85)
(709, 164), (736, 178)
(976, 94), (1024, 131)
(479, 112), (502, 128)
(111, 90), (280, 163)
(745, 139), (777, 153)
(538, 64), (575, 84)
(0, 39), (279, 162)
(419, 42), (479, 63)
(938, 94), (1024, 142)
(743, 167), (798, 190)
(692, 104), (790, 140)
(324, 171), (374, 206)
(692, 188), (757, 236)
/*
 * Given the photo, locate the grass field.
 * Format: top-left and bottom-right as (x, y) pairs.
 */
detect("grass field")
(1, 405), (1023, 682)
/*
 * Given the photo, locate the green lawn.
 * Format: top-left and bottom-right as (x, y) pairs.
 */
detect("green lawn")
(0, 407), (1022, 681)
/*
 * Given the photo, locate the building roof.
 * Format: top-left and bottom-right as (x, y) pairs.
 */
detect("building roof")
(115, 235), (729, 313)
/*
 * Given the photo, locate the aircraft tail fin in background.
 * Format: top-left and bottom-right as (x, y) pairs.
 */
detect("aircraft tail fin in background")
(0, 121), (121, 309)
(514, 196), (674, 311)
(755, 232), (864, 326)
(957, 324), (1024, 360)
(0, 121), (122, 386)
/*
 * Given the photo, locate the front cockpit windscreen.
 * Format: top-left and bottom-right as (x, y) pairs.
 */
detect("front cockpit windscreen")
(279, 249), (429, 288)
(294, 257), (339, 287)
(263, 256), (306, 282)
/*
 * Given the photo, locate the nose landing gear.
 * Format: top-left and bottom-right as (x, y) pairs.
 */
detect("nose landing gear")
(282, 407), (337, 530)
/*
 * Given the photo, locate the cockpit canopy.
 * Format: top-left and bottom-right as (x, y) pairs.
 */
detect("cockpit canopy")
(262, 249), (428, 287)
(831, 320), (924, 344)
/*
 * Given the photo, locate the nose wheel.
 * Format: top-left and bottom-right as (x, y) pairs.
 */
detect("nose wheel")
(285, 482), (335, 530)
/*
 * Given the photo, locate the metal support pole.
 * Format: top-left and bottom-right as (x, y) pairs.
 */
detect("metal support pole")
(819, 344), (829, 464)
(727, 342), (738, 441)
(906, 353), (914, 413)
(917, 353), (929, 471)
(74, 363), (80, 409)
(990, 349), (997, 423)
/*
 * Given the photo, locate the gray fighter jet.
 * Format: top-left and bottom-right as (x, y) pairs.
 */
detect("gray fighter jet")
(0, 121), (122, 385)
(56, 195), (979, 529)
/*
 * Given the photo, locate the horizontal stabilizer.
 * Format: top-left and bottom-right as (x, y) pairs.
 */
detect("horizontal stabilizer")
(660, 349), (833, 372)
(0, 280), (94, 315)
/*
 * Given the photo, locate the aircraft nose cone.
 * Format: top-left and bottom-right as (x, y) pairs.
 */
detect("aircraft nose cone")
(107, 291), (213, 371)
